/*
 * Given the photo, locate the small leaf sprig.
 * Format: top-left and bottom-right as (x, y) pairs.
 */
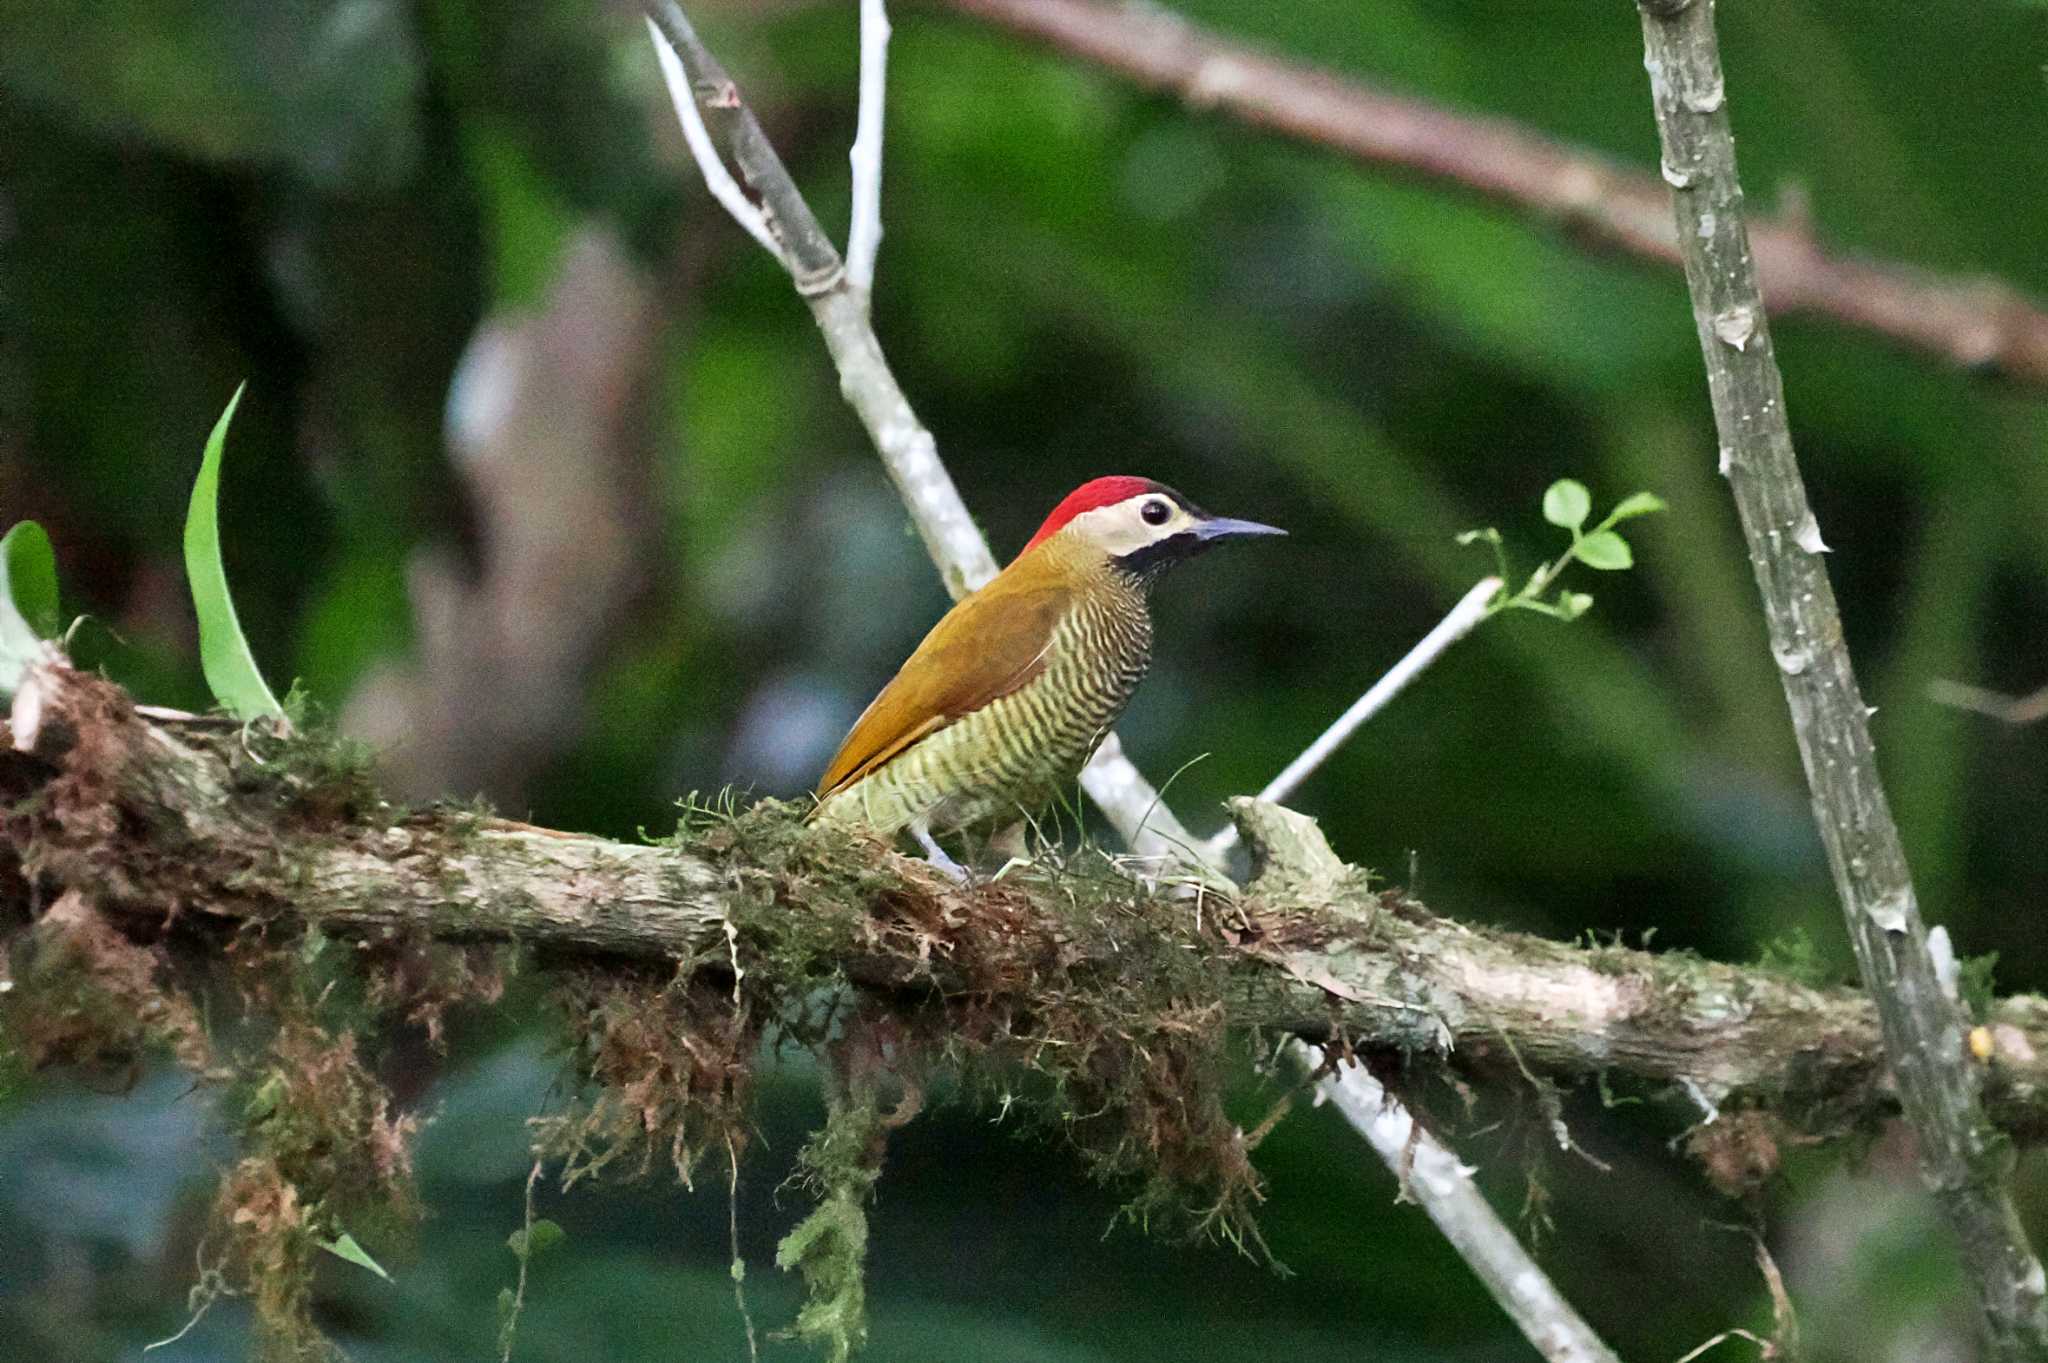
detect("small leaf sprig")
(1459, 480), (1666, 621)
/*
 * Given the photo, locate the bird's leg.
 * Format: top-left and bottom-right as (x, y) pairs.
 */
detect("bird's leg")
(908, 817), (969, 883)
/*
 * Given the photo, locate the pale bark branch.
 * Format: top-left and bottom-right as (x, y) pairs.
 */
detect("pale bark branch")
(1298, 1042), (1620, 1363)
(1206, 576), (1499, 861)
(1928, 678), (2048, 728)
(846, 0), (892, 295)
(937, 0), (2048, 390)
(1632, 2), (2048, 1356)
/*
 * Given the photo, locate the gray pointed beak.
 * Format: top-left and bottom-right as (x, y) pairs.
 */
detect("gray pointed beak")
(1192, 515), (1286, 543)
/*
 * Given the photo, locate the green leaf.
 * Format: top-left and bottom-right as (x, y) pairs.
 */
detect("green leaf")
(496, 1287), (517, 1327)
(183, 384), (284, 721)
(320, 1230), (392, 1282)
(0, 521), (60, 695)
(1558, 591), (1594, 620)
(1574, 530), (1634, 571)
(1605, 491), (1668, 524)
(507, 1219), (565, 1262)
(1541, 479), (1592, 531)
(1, 522), (60, 637)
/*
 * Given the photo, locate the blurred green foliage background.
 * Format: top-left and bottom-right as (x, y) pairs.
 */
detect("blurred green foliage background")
(3, 0), (2047, 1358)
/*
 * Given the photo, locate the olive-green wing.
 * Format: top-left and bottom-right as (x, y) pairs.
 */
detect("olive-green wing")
(814, 575), (1070, 803)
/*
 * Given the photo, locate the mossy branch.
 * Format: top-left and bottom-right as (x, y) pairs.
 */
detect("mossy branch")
(8, 660), (2048, 1153)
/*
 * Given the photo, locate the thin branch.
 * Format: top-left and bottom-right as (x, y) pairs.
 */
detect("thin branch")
(1297, 1043), (1620, 1363)
(846, 0), (892, 295)
(645, 16), (789, 266)
(1929, 678), (2048, 728)
(1206, 576), (1499, 859)
(937, 0), (2048, 390)
(643, 2), (1198, 864)
(1633, 2), (2048, 1357)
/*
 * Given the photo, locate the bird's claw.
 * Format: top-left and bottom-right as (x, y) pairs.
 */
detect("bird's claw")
(910, 823), (971, 884)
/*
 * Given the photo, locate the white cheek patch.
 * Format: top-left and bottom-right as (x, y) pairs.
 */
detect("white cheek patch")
(1066, 501), (1185, 557)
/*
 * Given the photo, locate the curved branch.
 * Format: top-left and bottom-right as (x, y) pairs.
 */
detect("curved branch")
(937, 0), (2048, 389)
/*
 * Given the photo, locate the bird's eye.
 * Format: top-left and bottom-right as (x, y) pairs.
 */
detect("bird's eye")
(1140, 499), (1171, 526)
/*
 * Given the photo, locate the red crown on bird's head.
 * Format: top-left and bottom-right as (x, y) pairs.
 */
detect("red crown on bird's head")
(1017, 476), (1172, 558)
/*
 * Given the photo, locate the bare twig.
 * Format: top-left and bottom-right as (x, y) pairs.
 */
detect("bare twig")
(1633, 2), (2048, 1356)
(938, 0), (2048, 390)
(1206, 576), (1499, 859)
(1297, 1043), (1620, 1363)
(1929, 679), (2048, 728)
(1670, 1329), (1769, 1363)
(846, 0), (892, 295)
(645, 17), (789, 265)
(644, 1), (1199, 865)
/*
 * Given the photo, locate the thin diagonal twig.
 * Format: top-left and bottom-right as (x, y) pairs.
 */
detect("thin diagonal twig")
(1206, 575), (1500, 859)
(1928, 678), (2048, 728)
(1297, 1043), (1619, 1363)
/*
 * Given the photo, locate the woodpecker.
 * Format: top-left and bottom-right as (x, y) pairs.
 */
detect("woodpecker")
(810, 476), (1282, 871)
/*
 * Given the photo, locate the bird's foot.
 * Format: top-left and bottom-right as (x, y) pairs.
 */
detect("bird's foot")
(909, 822), (971, 884)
